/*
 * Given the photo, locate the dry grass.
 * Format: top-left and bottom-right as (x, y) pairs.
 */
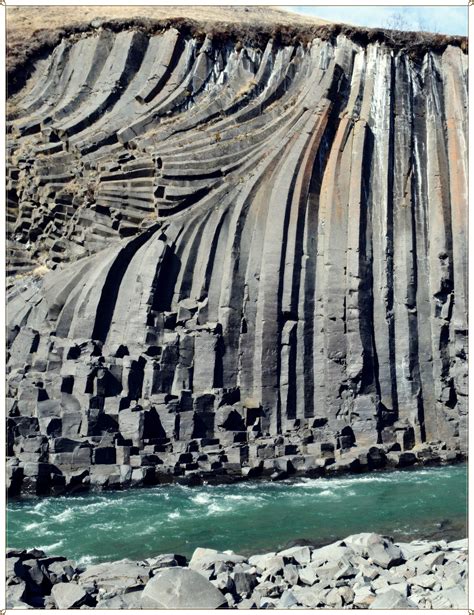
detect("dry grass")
(32, 264), (50, 277)
(10, 263), (50, 282)
(235, 78), (258, 100)
(6, 5), (330, 36)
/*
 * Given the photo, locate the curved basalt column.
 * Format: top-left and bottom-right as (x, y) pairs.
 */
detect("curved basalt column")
(6, 26), (467, 493)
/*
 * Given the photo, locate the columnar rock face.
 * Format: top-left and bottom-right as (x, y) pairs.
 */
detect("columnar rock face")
(6, 24), (467, 493)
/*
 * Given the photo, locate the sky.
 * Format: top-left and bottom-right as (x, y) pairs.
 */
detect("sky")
(284, 6), (468, 36)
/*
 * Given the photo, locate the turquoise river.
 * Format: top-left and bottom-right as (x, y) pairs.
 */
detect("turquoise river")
(7, 464), (467, 565)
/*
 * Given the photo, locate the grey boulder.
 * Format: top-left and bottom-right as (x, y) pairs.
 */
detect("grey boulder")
(141, 566), (228, 609)
(6, 580), (29, 609)
(189, 547), (246, 572)
(78, 560), (150, 594)
(51, 582), (90, 609)
(368, 541), (404, 569)
(369, 588), (417, 609)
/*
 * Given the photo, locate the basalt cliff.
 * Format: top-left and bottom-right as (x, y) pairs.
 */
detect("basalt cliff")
(6, 14), (468, 496)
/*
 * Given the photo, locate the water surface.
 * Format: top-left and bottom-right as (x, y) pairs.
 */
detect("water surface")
(7, 464), (467, 564)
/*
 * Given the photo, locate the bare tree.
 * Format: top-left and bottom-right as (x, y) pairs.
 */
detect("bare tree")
(384, 10), (410, 32)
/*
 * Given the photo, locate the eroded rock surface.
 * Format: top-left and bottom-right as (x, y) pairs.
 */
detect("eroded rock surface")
(6, 22), (467, 495)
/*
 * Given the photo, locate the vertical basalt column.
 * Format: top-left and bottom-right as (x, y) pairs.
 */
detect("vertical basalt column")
(442, 46), (468, 449)
(391, 55), (423, 439)
(321, 116), (353, 427)
(368, 48), (399, 426)
(282, 100), (332, 428)
(423, 53), (455, 442)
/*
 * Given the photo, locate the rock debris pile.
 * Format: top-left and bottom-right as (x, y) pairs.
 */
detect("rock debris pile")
(6, 533), (467, 609)
(6, 22), (467, 496)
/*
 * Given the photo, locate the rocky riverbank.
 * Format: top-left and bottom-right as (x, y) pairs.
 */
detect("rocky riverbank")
(7, 532), (467, 609)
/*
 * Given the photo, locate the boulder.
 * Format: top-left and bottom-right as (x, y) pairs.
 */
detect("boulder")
(397, 540), (435, 560)
(447, 538), (468, 550)
(6, 580), (30, 609)
(430, 592), (454, 609)
(343, 532), (403, 568)
(339, 585), (354, 605)
(278, 545), (311, 565)
(324, 587), (344, 608)
(343, 532), (384, 555)
(411, 574), (437, 590)
(46, 559), (76, 583)
(233, 571), (258, 595)
(189, 547), (246, 572)
(398, 452), (417, 466)
(367, 447), (387, 469)
(248, 552), (277, 570)
(311, 542), (351, 564)
(22, 558), (52, 593)
(291, 585), (325, 608)
(283, 564), (299, 585)
(277, 589), (299, 608)
(310, 561), (341, 581)
(353, 585), (375, 608)
(145, 553), (186, 571)
(51, 582), (90, 609)
(442, 586), (467, 608)
(213, 572), (234, 592)
(141, 567), (227, 609)
(78, 560), (150, 594)
(299, 565), (318, 586)
(369, 588), (417, 609)
(356, 561), (380, 582)
(367, 541), (404, 569)
(388, 581), (409, 597)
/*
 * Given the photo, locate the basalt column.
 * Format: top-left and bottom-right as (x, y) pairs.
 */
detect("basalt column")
(6, 27), (468, 485)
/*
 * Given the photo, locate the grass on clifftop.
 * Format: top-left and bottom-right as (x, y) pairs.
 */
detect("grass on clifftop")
(6, 6), (468, 97)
